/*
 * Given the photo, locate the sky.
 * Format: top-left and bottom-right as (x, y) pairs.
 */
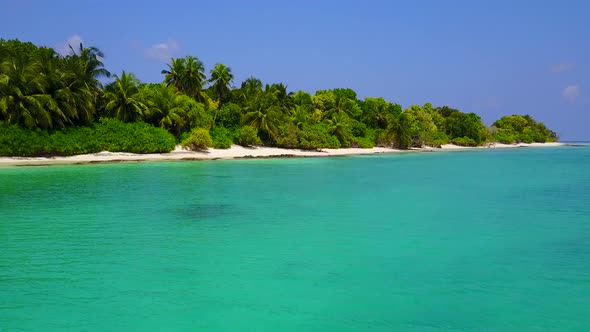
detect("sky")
(1, 0), (589, 140)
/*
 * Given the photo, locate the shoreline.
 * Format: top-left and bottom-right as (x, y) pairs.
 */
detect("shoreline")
(0, 142), (566, 167)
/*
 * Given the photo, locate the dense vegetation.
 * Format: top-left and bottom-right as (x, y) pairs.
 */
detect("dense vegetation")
(0, 39), (558, 156)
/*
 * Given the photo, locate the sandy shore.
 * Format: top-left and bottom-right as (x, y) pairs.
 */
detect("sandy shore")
(0, 142), (566, 167)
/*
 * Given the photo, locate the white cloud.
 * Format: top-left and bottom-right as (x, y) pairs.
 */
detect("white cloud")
(562, 85), (579, 104)
(144, 40), (179, 61)
(550, 62), (575, 73)
(59, 35), (83, 56)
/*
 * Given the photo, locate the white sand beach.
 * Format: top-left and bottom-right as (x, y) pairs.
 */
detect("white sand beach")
(0, 142), (565, 167)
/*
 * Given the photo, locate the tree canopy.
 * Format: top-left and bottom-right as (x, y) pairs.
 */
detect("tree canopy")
(0, 38), (558, 156)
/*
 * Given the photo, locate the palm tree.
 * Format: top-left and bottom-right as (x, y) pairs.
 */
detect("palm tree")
(325, 92), (354, 119)
(181, 56), (206, 97)
(326, 113), (352, 146)
(162, 55), (207, 103)
(208, 63), (233, 106)
(290, 105), (309, 130)
(37, 48), (79, 128)
(67, 43), (111, 92)
(142, 84), (190, 136)
(242, 93), (280, 138)
(267, 83), (293, 111)
(0, 52), (57, 129)
(238, 76), (262, 102)
(161, 57), (185, 91)
(103, 71), (146, 122)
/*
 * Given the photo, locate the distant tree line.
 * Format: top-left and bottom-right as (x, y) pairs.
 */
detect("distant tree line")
(0, 39), (557, 156)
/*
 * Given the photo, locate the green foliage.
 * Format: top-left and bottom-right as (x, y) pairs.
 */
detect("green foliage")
(275, 123), (299, 148)
(351, 120), (368, 137)
(208, 63), (234, 105)
(1, 39), (561, 156)
(92, 118), (176, 153)
(237, 125), (261, 146)
(103, 71), (145, 122)
(405, 104), (439, 147)
(298, 124), (341, 150)
(210, 127), (235, 149)
(393, 111), (415, 149)
(215, 102), (242, 128)
(424, 131), (450, 147)
(0, 124), (50, 156)
(361, 97), (402, 129)
(444, 111), (486, 144)
(241, 92), (281, 139)
(162, 56), (207, 102)
(353, 136), (374, 148)
(0, 39), (107, 129)
(326, 113), (353, 147)
(374, 129), (393, 147)
(0, 119), (175, 156)
(451, 136), (478, 147)
(181, 128), (212, 151)
(185, 99), (213, 131)
(493, 129), (517, 144)
(492, 115), (557, 143)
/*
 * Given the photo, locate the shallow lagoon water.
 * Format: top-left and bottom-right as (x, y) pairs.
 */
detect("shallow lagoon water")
(1, 147), (589, 331)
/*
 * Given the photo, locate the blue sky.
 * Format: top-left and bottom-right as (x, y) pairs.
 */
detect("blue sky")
(2, 0), (588, 140)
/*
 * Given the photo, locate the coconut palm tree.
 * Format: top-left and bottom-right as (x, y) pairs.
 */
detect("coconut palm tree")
(0, 51), (58, 129)
(161, 57), (185, 91)
(103, 71), (146, 122)
(326, 112), (352, 146)
(242, 93), (280, 139)
(141, 84), (191, 136)
(181, 56), (206, 97)
(290, 105), (309, 130)
(162, 55), (207, 103)
(67, 43), (110, 92)
(208, 63), (233, 106)
(325, 92), (354, 119)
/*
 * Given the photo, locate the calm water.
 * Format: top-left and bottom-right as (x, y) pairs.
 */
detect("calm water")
(1, 147), (590, 331)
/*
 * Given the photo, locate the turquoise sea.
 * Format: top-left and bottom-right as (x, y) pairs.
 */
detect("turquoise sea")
(1, 146), (589, 331)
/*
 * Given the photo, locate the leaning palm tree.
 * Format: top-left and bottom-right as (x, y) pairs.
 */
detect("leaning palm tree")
(103, 71), (146, 122)
(208, 63), (233, 105)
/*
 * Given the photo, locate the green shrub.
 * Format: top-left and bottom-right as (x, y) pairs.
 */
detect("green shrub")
(353, 137), (375, 148)
(0, 124), (48, 156)
(215, 103), (242, 128)
(0, 119), (176, 156)
(238, 126), (261, 146)
(374, 129), (394, 147)
(520, 127), (535, 143)
(451, 136), (478, 147)
(210, 127), (234, 149)
(493, 130), (516, 144)
(95, 118), (176, 153)
(298, 124), (340, 150)
(351, 121), (368, 137)
(181, 128), (213, 151)
(424, 131), (449, 147)
(275, 123), (299, 149)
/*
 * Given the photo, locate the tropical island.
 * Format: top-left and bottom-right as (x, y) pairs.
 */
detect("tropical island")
(0, 39), (559, 163)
